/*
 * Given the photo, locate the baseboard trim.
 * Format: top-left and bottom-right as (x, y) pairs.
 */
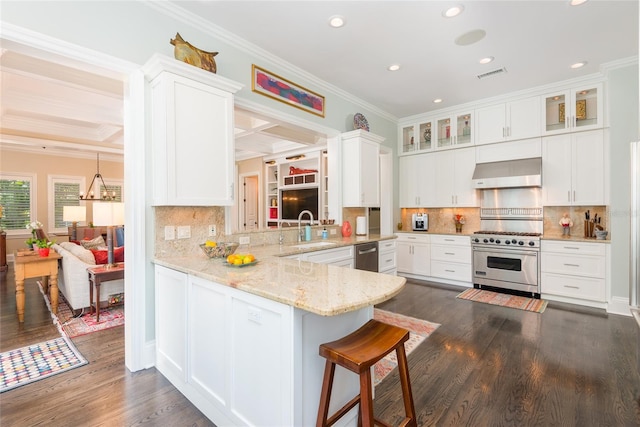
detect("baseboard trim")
(607, 296), (632, 317)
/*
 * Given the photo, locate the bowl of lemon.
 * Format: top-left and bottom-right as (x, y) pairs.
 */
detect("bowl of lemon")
(224, 253), (257, 267)
(200, 241), (239, 259)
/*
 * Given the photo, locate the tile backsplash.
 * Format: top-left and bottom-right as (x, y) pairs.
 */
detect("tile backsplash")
(543, 205), (608, 238)
(399, 208), (480, 234)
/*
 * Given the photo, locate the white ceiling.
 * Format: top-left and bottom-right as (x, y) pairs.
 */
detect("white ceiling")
(1, 1), (637, 160)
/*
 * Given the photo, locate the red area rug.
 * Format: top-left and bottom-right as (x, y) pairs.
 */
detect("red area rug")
(456, 288), (548, 313)
(38, 281), (124, 338)
(372, 309), (440, 387)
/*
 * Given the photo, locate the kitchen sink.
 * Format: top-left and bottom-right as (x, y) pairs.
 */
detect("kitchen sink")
(292, 241), (338, 250)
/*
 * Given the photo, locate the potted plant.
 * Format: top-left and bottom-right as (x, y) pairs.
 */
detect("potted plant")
(35, 238), (55, 257)
(25, 220), (43, 249)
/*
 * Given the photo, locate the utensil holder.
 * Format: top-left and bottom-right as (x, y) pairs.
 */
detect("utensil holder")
(584, 221), (595, 238)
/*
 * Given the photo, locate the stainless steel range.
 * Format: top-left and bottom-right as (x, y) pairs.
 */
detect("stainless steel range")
(471, 188), (543, 298)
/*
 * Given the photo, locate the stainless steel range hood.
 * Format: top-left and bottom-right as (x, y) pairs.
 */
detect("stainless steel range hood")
(472, 157), (542, 189)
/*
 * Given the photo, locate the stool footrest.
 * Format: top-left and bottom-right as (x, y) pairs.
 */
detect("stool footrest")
(325, 394), (360, 427)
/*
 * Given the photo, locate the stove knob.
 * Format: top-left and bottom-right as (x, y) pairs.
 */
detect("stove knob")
(528, 241), (535, 246)
(495, 239), (501, 244)
(511, 239), (517, 244)
(489, 238), (495, 243)
(518, 240), (524, 245)
(473, 238), (479, 243)
(505, 240), (511, 244)
(483, 239), (489, 243)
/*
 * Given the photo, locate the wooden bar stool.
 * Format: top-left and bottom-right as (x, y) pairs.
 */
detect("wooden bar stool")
(316, 319), (417, 427)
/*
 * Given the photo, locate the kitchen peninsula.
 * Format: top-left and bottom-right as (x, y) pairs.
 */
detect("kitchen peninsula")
(153, 237), (405, 427)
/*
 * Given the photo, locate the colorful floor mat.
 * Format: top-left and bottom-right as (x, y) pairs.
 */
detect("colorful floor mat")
(373, 309), (440, 387)
(456, 288), (548, 313)
(0, 337), (87, 393)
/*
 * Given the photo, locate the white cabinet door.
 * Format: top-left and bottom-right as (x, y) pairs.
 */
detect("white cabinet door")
(396, 235), (430, 276)
(396, 241), (413, 273)
(412, 243), (431, 276)
(342, 130), (383, 207)
(399, 155), (419, 207)
(155, 265), (188, 383)
(147, 56), (242, 206)
(476, 96), (540, 145)
(542, 129), (604, 206)
(476, 103), (506, 145)
(433, 150), (456, 207)
(431, 147), (477, 207)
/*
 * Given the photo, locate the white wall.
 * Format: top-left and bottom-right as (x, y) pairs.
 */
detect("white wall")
(607, 63), (640, 301)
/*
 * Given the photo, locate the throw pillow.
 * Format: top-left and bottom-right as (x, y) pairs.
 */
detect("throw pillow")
(59, 241), (77, 251)
(67, 244), (97, 265)
(80, 235), (106, 250)
(91, 246), (124, 265)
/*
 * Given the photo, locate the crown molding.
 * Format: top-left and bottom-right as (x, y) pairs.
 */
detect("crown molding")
(144, 2), (398, 124)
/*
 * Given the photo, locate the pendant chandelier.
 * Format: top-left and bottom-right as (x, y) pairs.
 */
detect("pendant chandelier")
(80, 153), (117, 201)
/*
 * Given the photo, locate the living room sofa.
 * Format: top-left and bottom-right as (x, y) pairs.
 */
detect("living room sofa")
(53, 241), (124, 313)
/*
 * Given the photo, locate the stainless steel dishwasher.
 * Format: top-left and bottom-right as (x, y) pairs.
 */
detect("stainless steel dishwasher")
(354, 241), (379, 272)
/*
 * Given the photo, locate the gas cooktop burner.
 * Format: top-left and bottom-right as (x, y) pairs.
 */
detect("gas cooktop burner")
(473, 231), (542, 237)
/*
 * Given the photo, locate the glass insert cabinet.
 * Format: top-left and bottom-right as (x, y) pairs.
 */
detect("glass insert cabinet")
(400, 110), (473, 154)
(542, 83), (602, 135)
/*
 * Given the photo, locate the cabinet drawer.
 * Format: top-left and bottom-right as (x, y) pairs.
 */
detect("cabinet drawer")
(541, 253), (605, 278)
(378, 251), (397, 272)
(379, 267), (397, 276)
(431, 260), (471, 282)
(378, 240), (397, 253)
(541, 272), (605, 302)
(395, 233), (430, 243)
(541, 240), (606, 256)
(430, 234), (470, 246)
(430, 244), (471, 264)
(303, 246), (354, 264)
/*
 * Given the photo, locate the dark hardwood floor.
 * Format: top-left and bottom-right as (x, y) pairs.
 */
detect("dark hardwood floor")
(2, 266), (640, 426)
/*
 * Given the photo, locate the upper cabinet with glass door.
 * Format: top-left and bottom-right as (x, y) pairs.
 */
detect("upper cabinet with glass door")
(400, 119), (435, 154)
(542, 83), (603, 136)
(435, 111), (474, 148)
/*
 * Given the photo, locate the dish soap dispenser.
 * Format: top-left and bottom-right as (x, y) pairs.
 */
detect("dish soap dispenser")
(322, 227), (328, 239)
(305, 224), (312, 241)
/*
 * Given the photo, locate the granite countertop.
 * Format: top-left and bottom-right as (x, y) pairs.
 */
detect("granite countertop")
(541, 234), (610, 243)
(154, 234), (405, 316)
(394, 230), (474, 236)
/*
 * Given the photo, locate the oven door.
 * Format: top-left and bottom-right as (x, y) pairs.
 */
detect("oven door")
(472, 247), (539, 293)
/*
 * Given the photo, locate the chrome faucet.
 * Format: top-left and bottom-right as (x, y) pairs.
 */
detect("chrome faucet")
(297, 210), (314, 242)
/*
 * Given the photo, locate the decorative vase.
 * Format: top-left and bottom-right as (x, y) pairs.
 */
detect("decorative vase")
(32, 244), (39, 251)
(341, 221), (352, 237)
(455, 223), (463, 233)
(38, 247), (50, 257)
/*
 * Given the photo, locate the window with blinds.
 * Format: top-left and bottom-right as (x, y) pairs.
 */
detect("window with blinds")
(0, 175), (33, 232)
(100, 184), (123, 202)
(54, 181), (81, 228)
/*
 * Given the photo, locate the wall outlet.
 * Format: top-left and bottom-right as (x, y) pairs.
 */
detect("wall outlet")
(164, 226), (175, 240)
(239, 236), (250, 245)
(247, 306), (262, 324)
(208, 224), (217, 236)
(330, 228), (337, 235)
(177, 225), (191, 239)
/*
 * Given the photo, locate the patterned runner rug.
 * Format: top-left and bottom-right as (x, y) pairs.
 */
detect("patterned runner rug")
(373, 309), (440, 387)
(38, 281), (124, 338)
(456, 288), (548, 313)
(0, 336), (87, 393)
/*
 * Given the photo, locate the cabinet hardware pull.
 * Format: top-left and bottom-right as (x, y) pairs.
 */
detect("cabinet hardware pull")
(507, 126), (510, 137)
(385, 258), (393, 263)
(573, 190), (576, 202)
(445, 252), (455, 255)
(564, 285), (580, 289)
(568, 191), (571, 202)
(502, 127), (505, 137)
(563, 246), (580, 250)
(445, 269), (455, 273)
(564, 263), (580, 267)
(444, 239), (454, 242)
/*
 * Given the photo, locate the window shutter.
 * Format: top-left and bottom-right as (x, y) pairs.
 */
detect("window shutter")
(0, 179), (32, 231)
(54, 182), (81, 228)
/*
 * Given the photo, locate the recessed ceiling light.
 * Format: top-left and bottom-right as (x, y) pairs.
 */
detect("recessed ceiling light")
(388, 64), (400, 71)
(571, 61), (587, 69)
(479, 56), (494, 64)
(328, 15), (345, 28)
(443, 5), (464, 18)
(570, 0), (588, 6)
(433, 98), (443, 104)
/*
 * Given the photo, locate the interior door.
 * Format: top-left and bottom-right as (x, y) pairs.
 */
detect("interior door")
(243, 176), (258, 230)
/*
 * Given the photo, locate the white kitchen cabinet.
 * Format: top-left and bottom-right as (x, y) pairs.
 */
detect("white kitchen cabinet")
(155, 265), (188, 384)
(431, 147), (477, 207)
(542, 83), (603, 135)
(396, 233), (430, 277)
(398, 153), (436, 208)
(542, 129), (604, 206)
(476, 96), (541, 145)
(429, 234), (472, 283)
(399, 119), (435, 154)
(434, 110), (474, 148)
(378, 239), (397, 275)
(342, 130), (383, 207)
(541, 240), (608, 305)
(302, 245), (354, 267)
(146, 55), (243, 206)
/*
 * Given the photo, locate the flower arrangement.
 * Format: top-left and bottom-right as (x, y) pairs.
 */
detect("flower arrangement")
(454, 214), (465, 225)
(25, 220), (43, 247)
(36, 239), (55, 249)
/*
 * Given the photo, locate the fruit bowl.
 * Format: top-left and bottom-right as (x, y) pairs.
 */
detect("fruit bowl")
(199, 242), (239, 259)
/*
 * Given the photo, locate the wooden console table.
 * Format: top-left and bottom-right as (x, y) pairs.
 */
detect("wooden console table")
(13, 250), (62, 322)
(88, 264), (125, 322)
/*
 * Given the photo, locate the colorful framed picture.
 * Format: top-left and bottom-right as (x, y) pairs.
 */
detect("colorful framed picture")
(252, 65), (325, 117)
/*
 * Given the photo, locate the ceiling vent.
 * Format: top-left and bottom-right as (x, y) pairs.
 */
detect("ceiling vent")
(477, 67), (507, 79)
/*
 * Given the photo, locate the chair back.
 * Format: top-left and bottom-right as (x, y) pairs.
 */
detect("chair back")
(35, 228), (49, 241)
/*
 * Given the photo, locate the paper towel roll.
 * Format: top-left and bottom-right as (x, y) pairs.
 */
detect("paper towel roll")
(356, 216), (367, 235)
